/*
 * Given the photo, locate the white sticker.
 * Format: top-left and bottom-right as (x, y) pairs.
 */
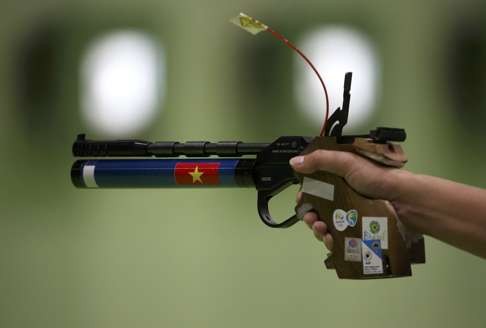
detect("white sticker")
(333, 209), (348, 231)
(362, 217), (388, 249)
(83, 165), (98, 188)
(362, 239), (383, 275)
(344, 237), (362, 262)
(302, 177), (334, 201)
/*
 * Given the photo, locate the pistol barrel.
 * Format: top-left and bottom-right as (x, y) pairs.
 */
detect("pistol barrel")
(73, 134), (269, 158)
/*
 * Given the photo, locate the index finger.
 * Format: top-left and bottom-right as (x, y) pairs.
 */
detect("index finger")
(290, 150), (358, 177)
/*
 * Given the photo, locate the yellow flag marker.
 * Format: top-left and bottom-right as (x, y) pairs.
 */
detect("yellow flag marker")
(230, 12), (330, 135)
(230, 12), (268, 35)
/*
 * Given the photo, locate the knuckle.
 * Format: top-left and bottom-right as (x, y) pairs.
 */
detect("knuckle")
(321, 221), (328, 231)
(335, 151), (354, 170)
(306, 150), (328, 172)
(304, 152), (317, 169)
(313, 149), (328, 163)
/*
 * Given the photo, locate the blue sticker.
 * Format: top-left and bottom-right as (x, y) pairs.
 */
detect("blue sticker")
(362, 239), (384, 275)
(363, 240), (382, 258)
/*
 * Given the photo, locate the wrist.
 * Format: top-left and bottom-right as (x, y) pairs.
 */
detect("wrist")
(386, 169), (415, 230)
(386, 169), (417, 203)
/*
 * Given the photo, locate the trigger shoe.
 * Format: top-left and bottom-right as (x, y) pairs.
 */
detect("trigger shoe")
(295, 203), (314, 220)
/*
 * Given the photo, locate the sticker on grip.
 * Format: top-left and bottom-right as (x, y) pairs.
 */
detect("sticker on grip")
(362, 240), (384, 275)
(362, 217), (388, 249)
(333, 209), (359, 231)
(361, 217), (387, 275)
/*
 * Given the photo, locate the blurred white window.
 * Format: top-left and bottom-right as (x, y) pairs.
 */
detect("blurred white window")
(295, 26), (380, 131)
(81, 30), (164, 136)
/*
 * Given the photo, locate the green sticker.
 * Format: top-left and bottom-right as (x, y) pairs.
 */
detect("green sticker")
(369, 220), (380, 234)
(346, 209), (358, 227)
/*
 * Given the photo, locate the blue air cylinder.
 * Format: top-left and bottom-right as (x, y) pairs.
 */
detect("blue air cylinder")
(71, 159), (255, 188)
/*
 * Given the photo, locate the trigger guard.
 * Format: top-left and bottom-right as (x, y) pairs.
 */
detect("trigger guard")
(257, 191), (299, 228)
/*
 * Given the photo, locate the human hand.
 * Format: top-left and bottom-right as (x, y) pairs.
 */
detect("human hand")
(290, 149), (403, 251)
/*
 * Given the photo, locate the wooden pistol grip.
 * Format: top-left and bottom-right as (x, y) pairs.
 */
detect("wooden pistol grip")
(298, 137), (412, 279)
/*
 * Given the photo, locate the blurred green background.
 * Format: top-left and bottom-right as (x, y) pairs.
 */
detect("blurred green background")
(1, 0), (486, 327)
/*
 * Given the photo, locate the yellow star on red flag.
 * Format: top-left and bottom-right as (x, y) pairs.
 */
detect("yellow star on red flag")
(189, 166), (204, 184)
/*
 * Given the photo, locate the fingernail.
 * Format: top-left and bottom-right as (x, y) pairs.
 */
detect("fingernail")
(289, 156), (304, 166)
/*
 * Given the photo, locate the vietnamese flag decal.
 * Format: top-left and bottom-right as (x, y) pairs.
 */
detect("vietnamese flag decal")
(174, 162), (221, 185)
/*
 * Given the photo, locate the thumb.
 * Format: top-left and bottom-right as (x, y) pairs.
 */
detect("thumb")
(289, 149), (356, 177)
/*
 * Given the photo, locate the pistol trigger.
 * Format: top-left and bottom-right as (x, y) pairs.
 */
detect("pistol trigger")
(257, 190), (299, 228)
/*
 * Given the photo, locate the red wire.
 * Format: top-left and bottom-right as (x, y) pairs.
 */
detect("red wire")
(266, 27), (330, 136)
